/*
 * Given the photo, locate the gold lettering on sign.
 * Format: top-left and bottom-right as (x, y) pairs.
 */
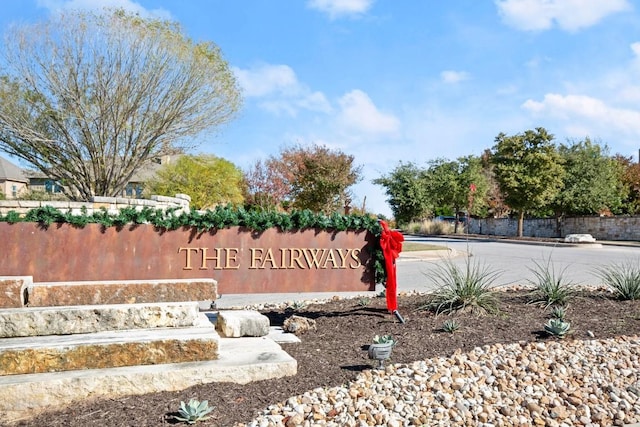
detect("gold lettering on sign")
(225, 248), (240, 269)
(182, 246), (363, 270)
(200, 247), (222, 270)
(178, 247), (199, 270)
(289, 248), (305, 269)
(323, 248), (339, 269)
(349, 248), (362, 268)
(249, 248), (263, 269)
(303, 248), (325, 268)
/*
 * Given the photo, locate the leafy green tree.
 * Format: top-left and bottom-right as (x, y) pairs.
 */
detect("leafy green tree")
(491, 128), (564, 237)
(146, 155), (244, 209)
(552, 138), (626, 216)
(0, 9), (241, 201)
(424, 156), (488, 230)
(373, 162), (431, 226)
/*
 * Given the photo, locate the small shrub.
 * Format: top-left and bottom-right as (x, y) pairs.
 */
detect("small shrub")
(286, 300), (307, 311)
(549, 305), (567, 321)
(372, 334), (394, 344)
(544, 318), (571, 339)
(174, 399), (214, 424)
(421, 257), (501, 315)
(527, 257), (576, 308)
(357, 297), (371, 307)
(441, 319), (460, 333)
(597, 261), (640, 300)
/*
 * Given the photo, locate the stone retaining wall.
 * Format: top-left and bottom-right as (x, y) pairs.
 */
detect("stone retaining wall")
(0, 194), (191, 216)
(468, 216), (640, 240)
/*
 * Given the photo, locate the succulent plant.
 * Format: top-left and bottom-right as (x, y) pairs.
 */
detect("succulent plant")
(357, 297), (371, 307)
(544, 318), (571, 338)
(372, 334), (394, 344)
(441, 318), (461, 333)
(550, 305), (567, 321)
(174, 399), (214, 424)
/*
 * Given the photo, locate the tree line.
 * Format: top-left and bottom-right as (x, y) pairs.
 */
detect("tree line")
(374, 127), (639, 236)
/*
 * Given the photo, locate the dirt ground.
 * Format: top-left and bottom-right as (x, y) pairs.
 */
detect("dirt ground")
(16, 289), (640, 427)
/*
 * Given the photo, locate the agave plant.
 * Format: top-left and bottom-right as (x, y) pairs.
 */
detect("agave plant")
(544, 318), (571, 339)
(550, 305), (567, 321)
(372, 334), (394, 345)
(527, 257), (576, 308)
(441, 318), (461, 333)
(174, 399), (214, 424)
(421, 256), (502, 315)
(596, 260), (640, 300)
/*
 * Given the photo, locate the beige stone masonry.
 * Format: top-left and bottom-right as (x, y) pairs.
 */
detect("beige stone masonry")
(0, 336), (296, 423)
(0, 323), (219, 375)
(26, 278), (217, 307)
(0, 301), (203, 338)
(217, 310), (271, 337)
(0, 276), (31, 308)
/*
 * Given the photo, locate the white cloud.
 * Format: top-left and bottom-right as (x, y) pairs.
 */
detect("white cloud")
(233, 64), (298, 98)
(37, 0), (171, 19)
(307, 0), (374, 19)
(337, 89), (400, 134)
(233, 64), (332, 116)
(496, 0), (631, 32)
(522, 93), (640, 137)
(440, 70), (470, 84)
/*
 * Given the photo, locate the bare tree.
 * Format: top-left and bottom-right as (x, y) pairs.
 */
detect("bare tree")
(0, 9), (241, 200)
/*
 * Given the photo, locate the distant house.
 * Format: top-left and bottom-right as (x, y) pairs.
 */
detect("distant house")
(0, 154), (176, 199)
(0, 156), (28, 199)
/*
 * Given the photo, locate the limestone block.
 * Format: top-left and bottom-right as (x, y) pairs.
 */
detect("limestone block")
(0, 276), (31, 308)
(283, 315), (317, 335)
(0, 302), (203, 338)
(217, 310), (270, 337)
(564, 234), (597, 243)
(0, 336), (296, 423)
(26, 279), (218, 307)
(0, 326), (219, 375)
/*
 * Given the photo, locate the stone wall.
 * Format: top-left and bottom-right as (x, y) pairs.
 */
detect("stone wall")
(0, 194), (191, 216)
(468, 216), (640, 241)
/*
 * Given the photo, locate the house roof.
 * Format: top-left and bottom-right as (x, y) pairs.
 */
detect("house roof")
(0, 156), (28, 183)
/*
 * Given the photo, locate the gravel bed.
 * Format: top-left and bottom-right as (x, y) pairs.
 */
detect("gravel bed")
(239, 336), (640, 427)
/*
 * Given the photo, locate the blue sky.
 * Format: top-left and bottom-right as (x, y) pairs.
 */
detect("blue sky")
(1, 0), (639, 216)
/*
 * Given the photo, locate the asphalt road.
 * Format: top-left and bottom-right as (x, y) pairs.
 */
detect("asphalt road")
(398, 235), (640, 293)
(214, 236), (640, 308)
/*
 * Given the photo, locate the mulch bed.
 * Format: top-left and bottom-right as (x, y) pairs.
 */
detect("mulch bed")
(16, 290), (640, 427)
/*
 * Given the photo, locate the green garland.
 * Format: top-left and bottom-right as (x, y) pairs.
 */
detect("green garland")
(1, 205), (386, 283)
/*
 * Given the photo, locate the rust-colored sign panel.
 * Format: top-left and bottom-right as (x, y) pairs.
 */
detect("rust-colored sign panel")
(0, 223), (376, 294)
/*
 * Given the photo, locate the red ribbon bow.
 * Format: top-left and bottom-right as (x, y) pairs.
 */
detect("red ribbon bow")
(379, 220), (404, 312)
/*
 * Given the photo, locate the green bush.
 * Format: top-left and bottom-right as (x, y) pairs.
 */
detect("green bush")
(421, 257), (502, 315)
(527, 257), (576, 308)
(597, 260), (640, 300)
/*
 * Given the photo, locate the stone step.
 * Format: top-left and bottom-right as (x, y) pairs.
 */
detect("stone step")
(0, 323), (219, 375)
(216, 310), (271, 337)
(0, 276), (31, 308)
(0, 301), (203, 338)
(0, 335), (297, 424)
(25, 278), (218, 307)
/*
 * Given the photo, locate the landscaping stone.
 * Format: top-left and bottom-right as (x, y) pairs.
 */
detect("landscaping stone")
(26, 278), (217, 307)
(0, 336), (297, 423)
(0, 276), (30, 308)
(564, 233), (597, 243)
(216, 310), (270, 337)
(283, 315), (317, 335)
(0, 302), (203, 338)
(0, 325), (220, 375)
